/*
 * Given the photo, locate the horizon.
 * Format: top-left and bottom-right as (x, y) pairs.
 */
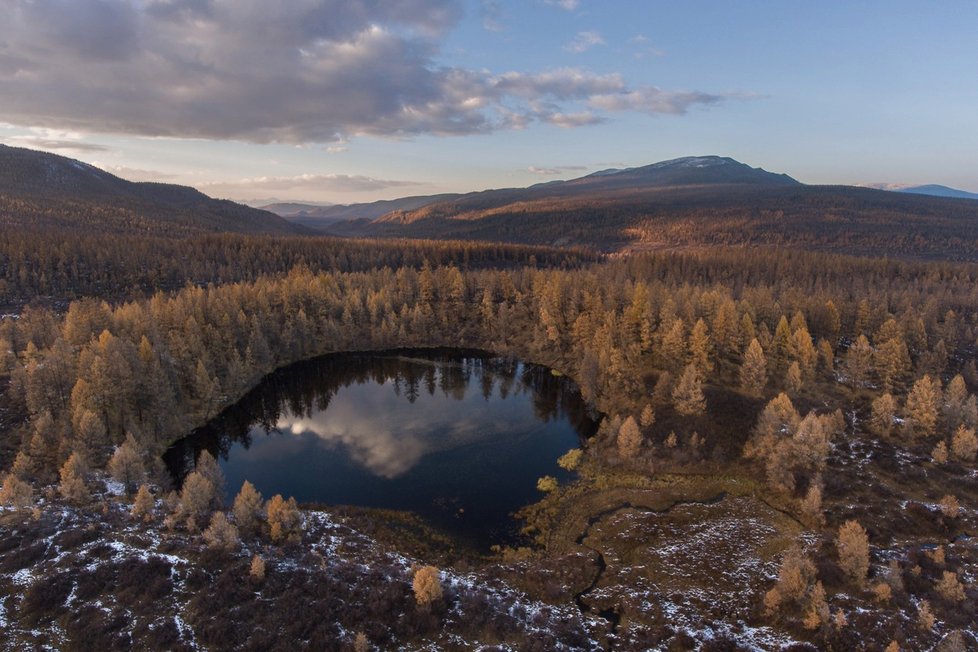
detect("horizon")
(1, 1), (977, 202)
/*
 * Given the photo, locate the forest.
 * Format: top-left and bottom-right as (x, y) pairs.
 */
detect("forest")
(2, 235), (977, 649)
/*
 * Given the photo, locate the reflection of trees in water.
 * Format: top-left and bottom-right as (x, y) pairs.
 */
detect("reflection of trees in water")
(164, 350), (595, 482)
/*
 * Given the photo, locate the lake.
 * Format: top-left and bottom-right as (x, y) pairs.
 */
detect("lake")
(164, 350), (597, 546)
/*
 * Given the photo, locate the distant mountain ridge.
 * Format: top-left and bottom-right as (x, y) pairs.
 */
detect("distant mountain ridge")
(568, 156), (799, 188)
(309, 155), (978, 261)
(0, 144), (303, 236)
(896, 184), (978, 201)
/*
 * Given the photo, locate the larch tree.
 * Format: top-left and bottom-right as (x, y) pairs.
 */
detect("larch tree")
(942, 374), (968, 430)
(939, 494), (960, 519)
(58, 452), (89, 504)
(746, 393), (801, 460)
(801, 479), (824, 525)
(874, 337), (912, 393)
(836, 520), (870, 584)
(0, 474), (33, 509)
(935, 571), (966, 603)
(770, 316), (795, 375)
(792, 327), (817, 379)
(536, 475), (558, 493)
(412, 565), (443, 608)
(688, 318), (713, 374)
(764, 546), (815, 615)
(250, 555), (266, 581)
(785, 361), (803, 395)
(617, 416), (643, 459)
(178, 471), (216, 532)
(131, 484), (155, 522)
(672, 364), (706, 417)
(739, 338), (768, 397)
(740, 313), (757, 350)
(869, 393), (897, 438)
(557, 448), (582, 471)
(951, 425), (977, 462)
(107, 433), (146, 494)
(195, 450), (226, 507)
(816, 338), (835, 375)
(659, 318), (687, 372)
(640, 404), (656, 430)
(203, 511), (240, 551)
(266, 494), (302, 544)
(905, 375), (942, 438)
(232, 480), (265, 537)
(803, 581), (829, 631)
(844, 335), (874, 388)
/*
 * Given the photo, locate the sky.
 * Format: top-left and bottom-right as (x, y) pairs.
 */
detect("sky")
(1, 0), (976, 204)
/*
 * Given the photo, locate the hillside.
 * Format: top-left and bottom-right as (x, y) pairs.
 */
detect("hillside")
(271, 194), (464, 231)
(324, 156), (978, 260)
(897, 184), (978, 201)
(0, 144), (304, 236)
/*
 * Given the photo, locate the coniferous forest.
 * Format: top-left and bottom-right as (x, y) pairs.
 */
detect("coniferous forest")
(2, 207), (977, 648)
(1, 4), (977, 644)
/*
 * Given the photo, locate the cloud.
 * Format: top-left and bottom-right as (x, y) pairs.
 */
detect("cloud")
(588, 87), (727, 115)
(565, 31), (605, 54)
(629, 34), (666, 59)
(543, 0), (580, 10)
(92, 164), (177, 182)
(201, 173), (423, 194)
(9, 138), (109, 153)
(528, 165), (588, 175)
(480, 0), (505, 32)
(0, 1), (744, 144)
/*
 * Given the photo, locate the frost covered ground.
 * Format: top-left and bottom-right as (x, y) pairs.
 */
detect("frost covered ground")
(1, 450), (975, 651)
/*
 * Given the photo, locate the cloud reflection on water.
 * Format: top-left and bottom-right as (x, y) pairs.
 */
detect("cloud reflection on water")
(275, 378), (525, 479)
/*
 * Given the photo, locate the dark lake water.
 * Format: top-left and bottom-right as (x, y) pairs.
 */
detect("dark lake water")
(164, 350), (597, 546)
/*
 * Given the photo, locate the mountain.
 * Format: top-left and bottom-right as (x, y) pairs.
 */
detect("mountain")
(0, 144), (304, 236)
(562, 155), (798, 189)
(896, 184), (978, 201)
(272, 194), (464, 231)
(324, 156), (978, 261)
(259, 202), (335, 216)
